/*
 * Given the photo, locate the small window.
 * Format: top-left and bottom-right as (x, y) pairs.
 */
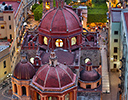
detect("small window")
(86, 85), (91, 89)
(1, 25), (4, 29)
(14, 84), (17, 93)
(0, 16), (3, 21)
(22, 86), (26, 95)
(114, 31), (118, 35)
(4, 71), (7, 74)
(65, 93), (70, 100)
(114, 39), (118, 42)
(114, 47), (118, 53)
(3, 61), (6, 68)
(48, 97), (57, 100)
(113, 55), (117, 61)
(9, 25), (11, 29)
(55, 39), (63, 47)
(44, 36), (48, 45)
(97, 82), (99, 86)
(37, 93), (41, 100)
(71, 37), (77, 45)
(9, 16), (11, 20)
(114, 64), (117, 68)
(10, 34), (12, 39)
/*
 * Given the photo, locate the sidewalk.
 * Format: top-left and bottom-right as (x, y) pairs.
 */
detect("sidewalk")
(101, 45), (110, 93)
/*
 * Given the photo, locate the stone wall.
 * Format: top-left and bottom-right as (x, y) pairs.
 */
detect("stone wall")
(81, 49), (101, 66)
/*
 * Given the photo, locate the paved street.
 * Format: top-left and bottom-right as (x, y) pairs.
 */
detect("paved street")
(98, 29), (120, 100)
(0, 78), (12, 100)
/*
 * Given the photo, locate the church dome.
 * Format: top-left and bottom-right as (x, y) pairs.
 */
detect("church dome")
(13, 60), (36, 80)
(32, 63), (76, 91)
(80, 69), (100, 82)
(38, 7), (82, 37)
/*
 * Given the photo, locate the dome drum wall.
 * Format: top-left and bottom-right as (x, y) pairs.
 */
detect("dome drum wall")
(11, 76), (31, 99)
(38, 34), (82, 50)
(30, 85), (77, 100)
(79, 77), (101, 89)
(79, 69), (102, 89)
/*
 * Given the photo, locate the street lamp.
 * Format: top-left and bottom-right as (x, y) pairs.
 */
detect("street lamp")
(110, 57), (114, 61)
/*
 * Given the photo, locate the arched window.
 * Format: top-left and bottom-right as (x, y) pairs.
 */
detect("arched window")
(37, 93), (41, 100)
(22, 86), (26, 95)
(55, 39), (63, 47)
(48, 97), (57, 100)
(85, 58), (91, 64)
(30, 57), (34, 64)
(46, 2), (50, 10)
(44, 36), (48, 45)
(14, 84), (17, 94)
(10, 34), (12, 39)
(65, 93), (70, 100)
(71, 37), (76, 45)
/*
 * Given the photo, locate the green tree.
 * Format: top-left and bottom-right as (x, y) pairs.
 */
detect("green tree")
(32, 4), (39, 12)
(34, 3), (43, 21)
(39, 0), (42, 4)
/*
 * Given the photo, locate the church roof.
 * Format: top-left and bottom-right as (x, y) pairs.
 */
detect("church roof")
(80, 69), (100, 82)
(13, 60), (36, 80)
(32, 62), (76, 91)
(38, 7), (82, 37)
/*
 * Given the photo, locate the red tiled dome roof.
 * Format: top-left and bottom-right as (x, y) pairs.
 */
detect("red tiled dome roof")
(38, 7), (82, 37)
(13, 60), (36, 80)
(32, 63), (76, 91)
(80, 69), (100, 82)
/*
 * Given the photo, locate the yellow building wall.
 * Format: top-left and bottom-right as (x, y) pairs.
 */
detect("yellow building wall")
(0, 53), (11, 82)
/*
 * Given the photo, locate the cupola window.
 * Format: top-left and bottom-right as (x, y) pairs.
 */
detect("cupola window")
(48, 97), (57, 100)
(37, 93), (41, 100)
(44, 36), (48, 45)
(71, 37), (76, 45)
(65, 93), (70, 100)
(46, 2), (50, 10)
(55, 39), (63, 47)
(14, 84), (17, 94)
(22, 86), (26, 95)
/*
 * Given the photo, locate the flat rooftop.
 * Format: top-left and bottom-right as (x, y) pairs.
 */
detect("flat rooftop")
(0, 1), (20, 14)
(111, 9), (121, 22)
(0, 45), (9, 52)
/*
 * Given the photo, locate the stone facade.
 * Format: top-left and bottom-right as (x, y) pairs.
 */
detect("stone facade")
(81, 49), (101, 66)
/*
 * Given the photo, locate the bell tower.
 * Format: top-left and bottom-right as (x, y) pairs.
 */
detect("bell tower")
(43, 0), (53, 13)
